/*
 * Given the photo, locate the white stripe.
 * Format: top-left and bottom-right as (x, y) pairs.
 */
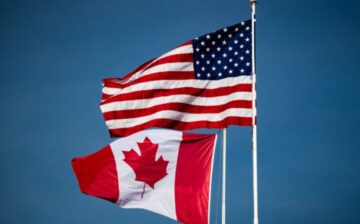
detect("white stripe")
(122, 44), (193, 84)
(156, 44), (193, 60)
(106, 108), (254, 129)
(100, 91), (252, 112)
(139, 62), (193, 77)
(103, 75), (252, 96)
(115, 62), (193, 86)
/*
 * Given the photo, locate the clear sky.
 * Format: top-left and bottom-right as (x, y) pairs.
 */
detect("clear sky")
(0, 0), (359, 223)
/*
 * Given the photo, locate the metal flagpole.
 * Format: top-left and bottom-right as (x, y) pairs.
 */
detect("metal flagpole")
(222, 128), (227, 224)
(250, 1), (259, 224)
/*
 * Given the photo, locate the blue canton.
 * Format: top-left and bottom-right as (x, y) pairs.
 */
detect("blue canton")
(192, 20), (252, 80)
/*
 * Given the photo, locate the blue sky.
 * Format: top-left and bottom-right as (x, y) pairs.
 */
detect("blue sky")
(0, 0), (359, 223)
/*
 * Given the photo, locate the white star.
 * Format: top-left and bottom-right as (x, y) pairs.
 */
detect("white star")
(206, 47), (210, 52)
(241, 69), (245, 73)
(224, 65), (228, 70)
(240, 56), (244, 60)
(196, 48), (200, 52)
(207, 73), (211, 77)
(234, 40), (238, 44)
(201, 54), (205, 58)
(211, 54), (216, 58)
(245, 37), (250, 42)
(217, 47), (221, 51)
(246, 26), (250, 30)
(229, 58), (233, 62)
(201, 41), (205, 46)
(218, 72), (222, 77)
(234, 63), (239, 67)
(235, 27), (239, 31)
(201, 67), (205, 71)
(217, 60), (222, 64)
(234, 51), (238, 55)
(222, 40), (227, 45)
(228, 46), (233, 51)
(240, 44), (244, 48)
(196, 60), (200, 64)
(212, 67), (216, 71)
(240, 33), (244, 37)
(206, 35), (211, 39)
(222, 53), (227, 58)
(212, 41), (216, 45)
(223, 28), (228, 32)
(195, 37), (199, 40)
(246, 49), (250, 54)
(217, 34), (222, 39)
(241, 21), (245, 26)
(246, 62), (251, 66)
(197, 73), (201, 77)
(228, 34), (232, 38)
(229, 70), (233, 74)
(206, 60), (210, 64)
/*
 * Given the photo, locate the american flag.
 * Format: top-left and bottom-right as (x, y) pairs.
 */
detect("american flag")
(100, 20), (255, 137)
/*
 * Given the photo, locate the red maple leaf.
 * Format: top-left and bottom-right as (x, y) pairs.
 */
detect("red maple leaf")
(123, 137), (169, 198)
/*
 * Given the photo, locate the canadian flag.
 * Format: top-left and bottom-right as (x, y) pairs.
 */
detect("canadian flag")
(71, 129), (217, 224)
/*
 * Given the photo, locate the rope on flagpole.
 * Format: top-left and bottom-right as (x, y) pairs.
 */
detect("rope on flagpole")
(250, 1), (259, 224)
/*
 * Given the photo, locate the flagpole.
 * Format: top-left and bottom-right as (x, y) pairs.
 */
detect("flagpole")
(222, 128), (227, 224)
(250, 1), (259, 224)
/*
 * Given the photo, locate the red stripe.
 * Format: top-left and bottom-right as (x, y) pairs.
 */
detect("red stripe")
(71, 145), (119, 203)
(103, 100), (252, 120)
(175, 132), (216, 224)
(145, 53), (193, 69)
(101, 93), (112, 101)
(101, 71), (195, 102)
(103, 71), (195, 89)
(102, 58), (156, 85)
(101, 83), (252, 104)
(178, 41), (192, 47)
(108, 117), (252, 137)
(102, 53), (193, 89)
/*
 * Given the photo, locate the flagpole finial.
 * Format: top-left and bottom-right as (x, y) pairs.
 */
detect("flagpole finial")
(250, 0), (257, 4)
